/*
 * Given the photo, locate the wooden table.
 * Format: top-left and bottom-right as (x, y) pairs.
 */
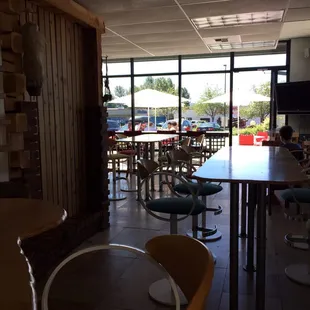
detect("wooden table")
(117, 134), (178, 195)
(193, 146), (308, 310)
(0, 199), (66, 310)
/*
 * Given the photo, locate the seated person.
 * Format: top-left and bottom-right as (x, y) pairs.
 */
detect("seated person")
(145, 122), (156, 131)
(170, 121), (178, 131)
(279, 125), (304, 161)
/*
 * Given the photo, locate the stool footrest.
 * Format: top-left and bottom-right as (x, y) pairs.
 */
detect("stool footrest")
(206, 205), (222, 215)
(284, 233), (310, 250)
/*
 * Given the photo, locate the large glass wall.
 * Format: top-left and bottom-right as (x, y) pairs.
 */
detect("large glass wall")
(104, 41), (289, 139)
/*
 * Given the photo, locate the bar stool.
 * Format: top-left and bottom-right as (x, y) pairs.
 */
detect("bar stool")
(280, 188), (310, 285)
(108, 139), (133, 201)
(168, 149), (223, 242)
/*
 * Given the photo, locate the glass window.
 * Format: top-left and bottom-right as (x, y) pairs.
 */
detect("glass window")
(105, 77), (131, 132)
(103, 61), (130, 76)
(134, 75), (179, 131)
(181, 73), (230, 132)
(234, 53), (286, 68)
(182, 55), (230, 72)
(134, 58), (178, 75)
(276, 70), (287, 129)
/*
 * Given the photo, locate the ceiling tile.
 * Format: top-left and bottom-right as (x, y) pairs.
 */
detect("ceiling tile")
(150, 46), (210, 55)
(102, 43), (140, 52)
(107, 50), (151, 59)
(289, 0), (310, 8)
(75, 0), (176, 13)
(280, 20), (310, 39)
(108, 20), (193, 36)
(102, 6), (184, 26)
(138, 38), (205, 49)
(178, 0), (232, 4)
(102, 35), (128, 45)
(125, 30), (199, 43)
(285, 8), (310, 22)
(241, 32), (280, 42)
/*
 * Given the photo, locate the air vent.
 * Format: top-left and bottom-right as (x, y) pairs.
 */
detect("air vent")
(203, 35), (241, 45)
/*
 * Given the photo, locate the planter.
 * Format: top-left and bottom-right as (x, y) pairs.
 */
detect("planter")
(239, 134), (254, 145)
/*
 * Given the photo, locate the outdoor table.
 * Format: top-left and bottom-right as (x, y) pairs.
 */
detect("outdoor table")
(0, 198), (66, 310)
(117, 134), (178, 197)
(193, 146), (307, 310)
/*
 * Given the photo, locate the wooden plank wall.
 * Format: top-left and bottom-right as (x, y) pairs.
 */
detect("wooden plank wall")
(21, 1), (86, 216)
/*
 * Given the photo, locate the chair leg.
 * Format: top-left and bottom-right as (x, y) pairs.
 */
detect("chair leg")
(170, 214), (178, 234)
(268, 186), (272, 216)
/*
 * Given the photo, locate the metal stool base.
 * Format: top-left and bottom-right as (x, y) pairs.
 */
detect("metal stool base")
(285, 264), (310, 286)
(149, 278), (188, 306)
(109, 192), (127, 201)
(187, 230), (222, 242)
(284, 234), (309, 250)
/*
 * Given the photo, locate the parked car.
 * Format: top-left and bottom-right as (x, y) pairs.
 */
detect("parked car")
(196, 122), (221, 132)
(161, 119), (192, 131)
(107, 119), (120, 131)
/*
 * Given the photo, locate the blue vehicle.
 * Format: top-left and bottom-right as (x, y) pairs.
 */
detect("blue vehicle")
(107, 119), (120, 131)
(197, 122), (221, 132)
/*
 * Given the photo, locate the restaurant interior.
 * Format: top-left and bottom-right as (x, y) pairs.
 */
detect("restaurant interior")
(1, 1), (310, 310)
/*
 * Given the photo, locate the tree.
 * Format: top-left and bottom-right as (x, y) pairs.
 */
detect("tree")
(193, 86), (224, 121)
(181, 87), (190, 99)
(240, 82), (271, 122)
(114, 85), (128, 98)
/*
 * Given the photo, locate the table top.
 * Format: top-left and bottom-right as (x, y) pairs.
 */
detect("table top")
(193, 146), (308, 184)
(0, 199), (66, 310)
(117, 133), (179, 143)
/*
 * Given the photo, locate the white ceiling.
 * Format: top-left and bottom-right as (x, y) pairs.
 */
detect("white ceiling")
(75, 0), (310, 59)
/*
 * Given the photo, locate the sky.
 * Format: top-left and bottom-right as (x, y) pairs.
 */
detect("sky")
(104, 53), (287, 103)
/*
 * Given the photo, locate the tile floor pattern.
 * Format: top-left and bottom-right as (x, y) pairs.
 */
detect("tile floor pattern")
(43, 181), (310, 310)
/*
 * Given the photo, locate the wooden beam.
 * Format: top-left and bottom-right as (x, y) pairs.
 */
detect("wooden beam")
(41, 0), (105, 31)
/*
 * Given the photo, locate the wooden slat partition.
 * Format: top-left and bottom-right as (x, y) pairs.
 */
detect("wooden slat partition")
(21, 1), (89, 216)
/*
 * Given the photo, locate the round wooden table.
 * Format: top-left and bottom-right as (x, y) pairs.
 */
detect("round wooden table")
(0, 198), (66, 310)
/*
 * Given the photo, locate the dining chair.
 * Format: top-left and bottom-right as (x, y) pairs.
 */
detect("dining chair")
(168, 149), (223, 242)
(41, 243), (181, 310)
(146, 235), (214, 310)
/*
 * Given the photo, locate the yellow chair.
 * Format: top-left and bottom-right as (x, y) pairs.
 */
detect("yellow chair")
(146, 235), (214, 310)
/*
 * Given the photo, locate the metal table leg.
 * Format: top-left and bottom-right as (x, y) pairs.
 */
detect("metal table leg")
(159, 142), (163, 192)
(109, 159), (127, 201)
(230, 182), (239, 310)
(150, 142), (155, 190)
(239, 183), (248, 238)
(244, 183), (256, 272)
(256, 184), (267, 310)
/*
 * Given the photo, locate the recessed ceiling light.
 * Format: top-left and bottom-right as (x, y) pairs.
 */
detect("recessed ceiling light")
(207, 40), (277, 51)
(192, 10), (284, 29)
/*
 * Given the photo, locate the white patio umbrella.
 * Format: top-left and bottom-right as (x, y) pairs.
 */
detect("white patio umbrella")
(207, 90), (270, 133)
(108, 89), (189, 125)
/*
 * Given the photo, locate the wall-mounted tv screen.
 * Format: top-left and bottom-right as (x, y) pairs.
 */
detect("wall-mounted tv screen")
(275, 81), (310, 114)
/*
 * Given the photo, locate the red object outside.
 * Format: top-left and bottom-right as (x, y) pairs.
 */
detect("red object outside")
(239, 134), (254, 145)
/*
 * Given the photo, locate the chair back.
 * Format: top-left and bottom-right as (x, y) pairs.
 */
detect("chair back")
(116, 133), (127, 139)
(168, 149), (191, 163)
(146, 235), (214, 310)
(195, 134), (205, 145)
(137, 159), (159, 180)
(262, 140), (280, 146)
(181, 137), (191, 147)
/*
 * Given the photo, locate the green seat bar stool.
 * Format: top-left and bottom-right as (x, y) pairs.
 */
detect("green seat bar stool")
(280, 188), (310, 286)
(137, 159), (207, 307)
(168, 149), (223, 242)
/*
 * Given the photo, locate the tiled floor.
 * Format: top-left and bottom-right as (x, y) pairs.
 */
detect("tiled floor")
(43, 179), (310, 310)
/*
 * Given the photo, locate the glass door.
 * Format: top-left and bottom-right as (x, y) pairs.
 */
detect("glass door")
(232, 70), (272, 145)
